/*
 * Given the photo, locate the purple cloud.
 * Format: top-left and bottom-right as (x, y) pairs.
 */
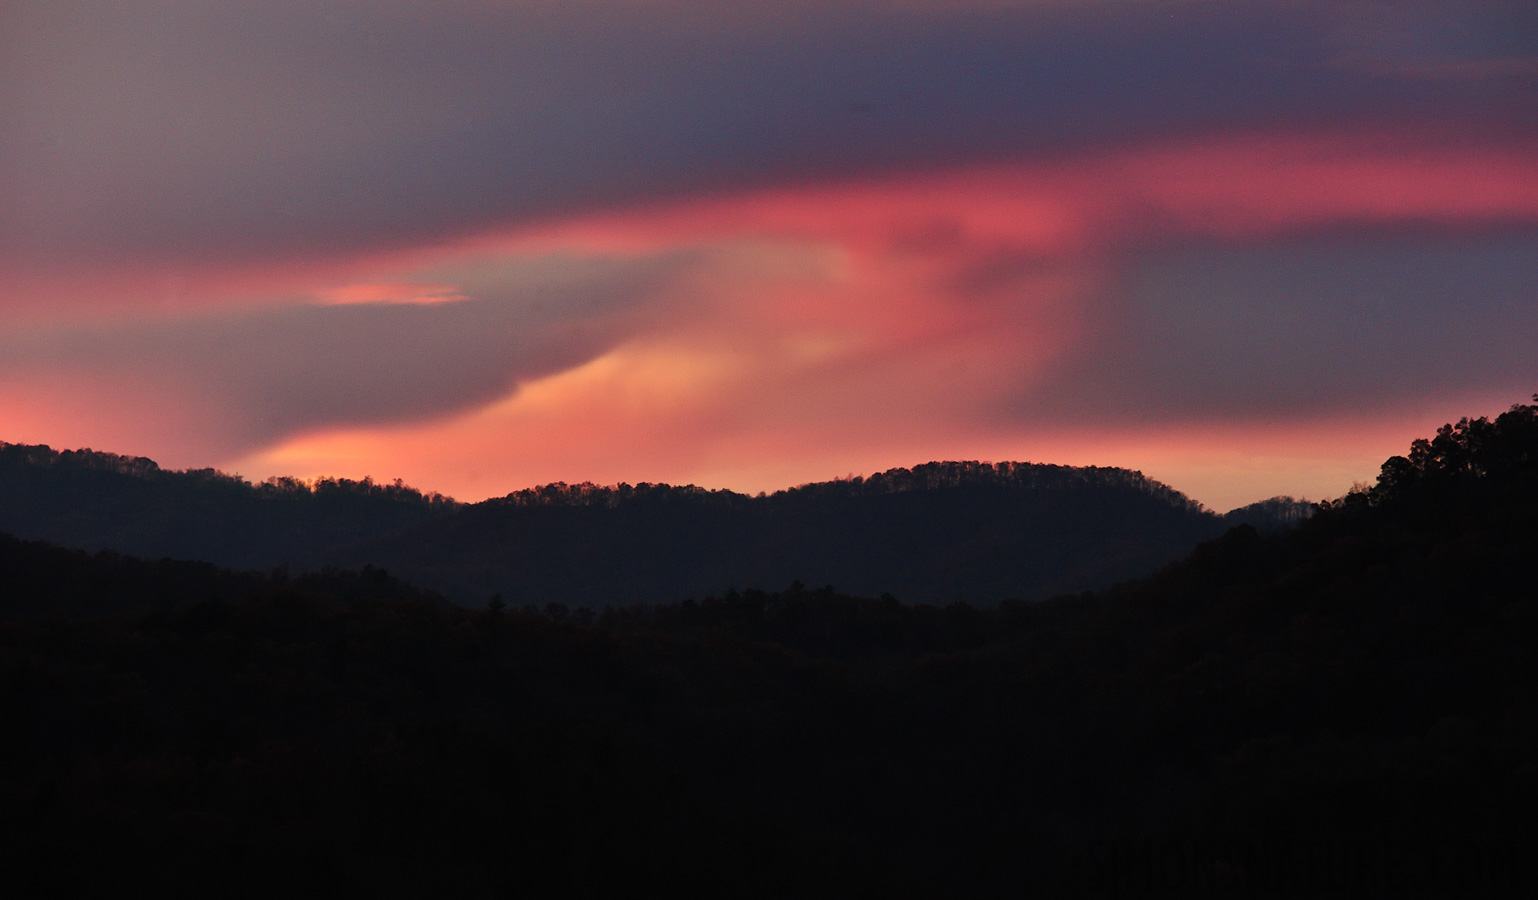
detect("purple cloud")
(3, 0), (1533, 279)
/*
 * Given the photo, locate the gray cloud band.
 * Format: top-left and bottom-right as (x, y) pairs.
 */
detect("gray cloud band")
(3, 0), (1534, 270)
(1019, 233), (1538, 424)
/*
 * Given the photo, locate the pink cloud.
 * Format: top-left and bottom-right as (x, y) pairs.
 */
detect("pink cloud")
(486, 128), (1538, 256)
(317, 282), (468, 306)
(7, 126), (1538, 508)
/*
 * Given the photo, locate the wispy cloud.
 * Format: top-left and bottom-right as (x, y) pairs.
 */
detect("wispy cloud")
(0, 249), (709, 458)
(4, 1), (1532, 286)
(2, 1), (1535, 506)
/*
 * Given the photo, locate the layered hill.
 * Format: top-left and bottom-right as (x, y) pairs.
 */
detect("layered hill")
(0, 443), (455, 570)
(2, 399), (1534, 895)
(0, 445), (1308, 606)
(330, 462), (1308, 607)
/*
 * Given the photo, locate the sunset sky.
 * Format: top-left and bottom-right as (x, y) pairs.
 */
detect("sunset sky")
(3, 0), (1536, 510)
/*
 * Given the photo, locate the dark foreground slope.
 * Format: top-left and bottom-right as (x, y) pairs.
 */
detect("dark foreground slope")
(0, 539), (900, 898)
(3, 399), (1536, 896)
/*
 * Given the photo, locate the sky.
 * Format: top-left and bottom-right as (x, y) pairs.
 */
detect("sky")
(2, 0), (1536, 511)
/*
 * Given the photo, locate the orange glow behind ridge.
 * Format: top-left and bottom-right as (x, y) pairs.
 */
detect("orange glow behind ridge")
(7, 128), (1538, 509)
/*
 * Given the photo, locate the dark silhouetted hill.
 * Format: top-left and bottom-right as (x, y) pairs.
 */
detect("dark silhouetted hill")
(0, 445), (1305, 607)
(0, 529), (441, 620)
(1220, 494), (1315, 531)
(0, 442), (456, 570)
(323, 461), (1307, 607)
(2, 397), (1536, 895)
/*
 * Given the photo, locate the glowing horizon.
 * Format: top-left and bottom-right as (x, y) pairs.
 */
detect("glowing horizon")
(3, 1), (1535, 513)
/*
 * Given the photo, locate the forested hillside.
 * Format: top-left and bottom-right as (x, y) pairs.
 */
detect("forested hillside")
(0, 443), (455, 569)
(2, 399), (1535, 895)
(0, 446), (1308, 606)
(328, 461), (1258, 607)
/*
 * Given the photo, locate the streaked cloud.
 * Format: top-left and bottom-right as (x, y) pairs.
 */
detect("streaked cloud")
(0, 249), (711, 458)
(4, 1), (1533, 284)
(1, 1), (1534, 507)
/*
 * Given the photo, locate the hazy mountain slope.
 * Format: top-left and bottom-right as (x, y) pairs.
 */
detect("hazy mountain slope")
(327, 462), (1252, 607)
(1220, 494), (1315, 530)
(0, 530), (440, 620)
(2, 442), (1305, 607)
(0, 531), (267, 618)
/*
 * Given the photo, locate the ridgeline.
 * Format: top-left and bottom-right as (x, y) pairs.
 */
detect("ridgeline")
(0, 447), (1308, 607)
(2, 398), (1535, 894)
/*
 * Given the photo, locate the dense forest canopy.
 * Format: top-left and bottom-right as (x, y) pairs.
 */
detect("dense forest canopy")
(1337, 397), (1538, 508)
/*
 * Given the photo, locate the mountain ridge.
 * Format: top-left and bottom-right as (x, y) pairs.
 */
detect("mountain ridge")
(1, 441), (1311, 607)
(1, 398), (1534, 895)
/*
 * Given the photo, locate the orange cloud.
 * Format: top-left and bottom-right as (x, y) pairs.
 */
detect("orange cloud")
(14, 126), (1538, 509)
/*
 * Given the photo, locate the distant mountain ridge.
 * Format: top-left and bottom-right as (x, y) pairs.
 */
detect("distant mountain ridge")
(476, 460), (1203, 508)
(0, 442), (1310, 607)
(0, 441), (456, 571)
